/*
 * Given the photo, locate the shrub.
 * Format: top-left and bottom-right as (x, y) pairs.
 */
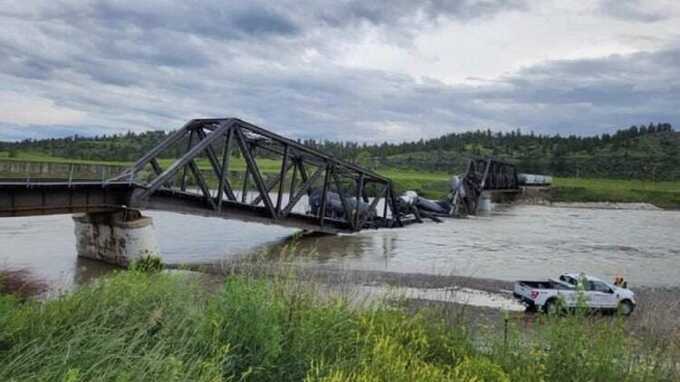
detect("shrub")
(0, 271), (221, 381)
(130, 255), (163, 273)
(305, 309), (474, 381)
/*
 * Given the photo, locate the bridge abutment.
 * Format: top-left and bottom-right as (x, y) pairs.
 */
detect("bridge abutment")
(73, 210), (160, 267)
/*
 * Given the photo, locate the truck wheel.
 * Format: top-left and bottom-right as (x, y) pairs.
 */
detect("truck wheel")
(543, 299), (560, 315)
(617, 300), (635, 316)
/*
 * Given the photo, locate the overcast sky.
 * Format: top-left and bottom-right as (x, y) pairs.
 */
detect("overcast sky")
(1, 0), (679, 142)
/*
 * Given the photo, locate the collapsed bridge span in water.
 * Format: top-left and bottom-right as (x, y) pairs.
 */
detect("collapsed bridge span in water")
(0, 118), (520, 232)
(0, 118), (522, 265)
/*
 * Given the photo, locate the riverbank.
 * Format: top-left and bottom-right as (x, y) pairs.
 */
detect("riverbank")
(2, 267), (678, 381)
(383, 171), (680, 209)
(369, 167), (680, 209)
(184, 262), (680, 342)
(549, 177), (680, 209)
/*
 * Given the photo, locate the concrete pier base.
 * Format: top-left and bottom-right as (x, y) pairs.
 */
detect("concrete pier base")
(478, 193), (494, 212)
(73, 209), (160, 267)
(479, 190), (522, 213)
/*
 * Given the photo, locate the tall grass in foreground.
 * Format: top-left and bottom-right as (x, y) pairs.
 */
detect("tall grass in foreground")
(1, 271), (678, 381)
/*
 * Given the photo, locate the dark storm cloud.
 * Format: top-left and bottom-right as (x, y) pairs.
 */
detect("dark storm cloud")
(0, 0), (678, 142)
(504, 49), (680, 106)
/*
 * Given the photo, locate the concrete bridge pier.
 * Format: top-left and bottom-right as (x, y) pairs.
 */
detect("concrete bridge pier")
(72, 209), (160, 267)
(478, 192), (494, 212)
(478, 190), (521, 213)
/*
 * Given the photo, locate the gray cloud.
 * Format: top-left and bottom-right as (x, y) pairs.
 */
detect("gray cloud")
(599, 0), (670, 23)
(316, 0), (527, 27)
(0, 0), (677, 142)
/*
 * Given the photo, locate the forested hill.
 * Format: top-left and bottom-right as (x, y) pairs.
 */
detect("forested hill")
(1, 123), (678, 180)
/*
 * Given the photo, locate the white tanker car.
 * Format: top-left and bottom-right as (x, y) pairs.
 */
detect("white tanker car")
(518, 173), (553, 186)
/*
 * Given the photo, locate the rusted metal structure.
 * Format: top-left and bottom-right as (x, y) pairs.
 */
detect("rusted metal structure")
(455, 157), (519, 215)
(0, 118), (401, 234)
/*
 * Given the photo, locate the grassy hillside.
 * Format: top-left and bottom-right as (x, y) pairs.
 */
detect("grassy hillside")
(376, 131), (680, 181)
(2, 123), (678, 180)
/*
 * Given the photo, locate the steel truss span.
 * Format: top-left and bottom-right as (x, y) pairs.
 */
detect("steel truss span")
(0, 118), (521, 232)
(0, 118), (402, 234)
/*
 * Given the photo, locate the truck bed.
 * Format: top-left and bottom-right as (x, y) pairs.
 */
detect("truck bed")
(516, 280), (571, 290)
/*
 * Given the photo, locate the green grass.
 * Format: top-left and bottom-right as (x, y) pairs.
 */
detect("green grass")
(2, 152), (679, 207)
(0, 152), (283, 174)
(376, 169), (451, 199)
(1, 270), (678, 381)
(380, 171), (680, 208)
(0, 151), (132, 166)
(551, 177), (680, 208)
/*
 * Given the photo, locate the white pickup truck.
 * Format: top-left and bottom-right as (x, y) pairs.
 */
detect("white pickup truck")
(513, 273), (636, 315)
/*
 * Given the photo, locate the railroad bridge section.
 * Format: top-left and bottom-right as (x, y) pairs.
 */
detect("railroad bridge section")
(0, 118), (519, 266)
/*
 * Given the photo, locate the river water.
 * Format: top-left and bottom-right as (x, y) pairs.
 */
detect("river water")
(2, 205), (680, 291)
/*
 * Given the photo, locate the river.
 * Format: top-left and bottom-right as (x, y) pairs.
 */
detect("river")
(1, 205), (680, 292)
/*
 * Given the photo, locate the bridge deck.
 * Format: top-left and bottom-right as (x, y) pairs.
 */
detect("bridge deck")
(0, 181), (358, 234)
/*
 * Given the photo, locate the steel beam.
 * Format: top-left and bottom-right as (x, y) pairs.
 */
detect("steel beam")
(281, 167), (323, 217)
(1, 118), (409, 233)
(188, 160), (216, 210)
(332, 171), (353, 227)
(233, 126), (277, 218)
(141, 120), (234, 199)
(217, 128), (233, 211)
(275, 144), (289, 211)
(111, 122), (192, 181)
(196, 128), (237, 201)
(251, 161), (294, 207)
(318, 163), (331, 226)
(180, 129), (195, 192)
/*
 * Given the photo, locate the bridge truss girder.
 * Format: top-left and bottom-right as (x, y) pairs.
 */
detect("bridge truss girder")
(110, 118), (401, 233)
(457, 158), (519, 215)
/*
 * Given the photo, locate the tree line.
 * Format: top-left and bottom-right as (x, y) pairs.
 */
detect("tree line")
(1, 122), (677, 180)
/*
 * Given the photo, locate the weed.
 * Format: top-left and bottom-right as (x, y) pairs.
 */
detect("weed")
(1, 270), (678, 381)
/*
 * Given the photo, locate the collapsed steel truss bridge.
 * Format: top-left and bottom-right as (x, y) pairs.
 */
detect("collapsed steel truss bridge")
(455, 158), (519, 215)
(0, 118), (519, 233)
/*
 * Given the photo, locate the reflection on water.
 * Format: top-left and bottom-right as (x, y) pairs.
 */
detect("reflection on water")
(1, 205), (680, 290)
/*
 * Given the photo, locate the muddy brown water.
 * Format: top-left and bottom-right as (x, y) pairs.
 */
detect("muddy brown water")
(1, 205), (680, 293)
